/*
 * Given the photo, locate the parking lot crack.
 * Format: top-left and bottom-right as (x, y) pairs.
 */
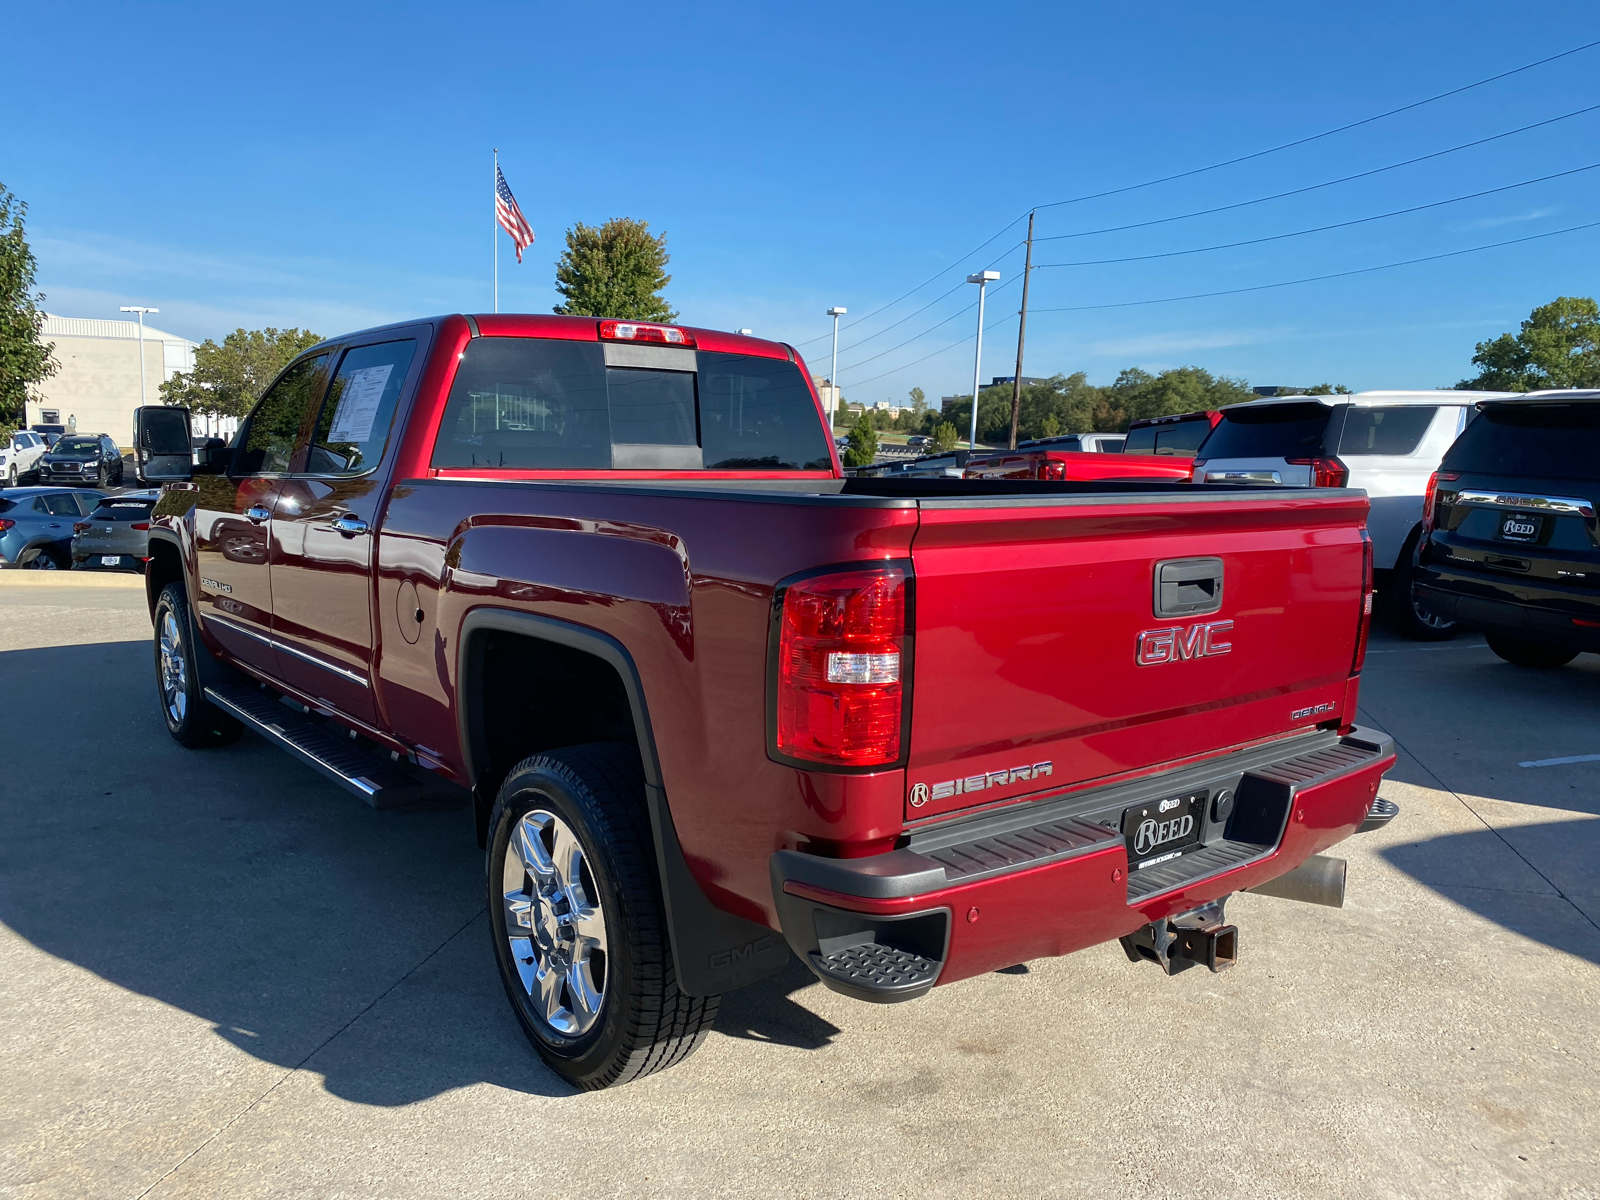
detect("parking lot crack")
(129, 905), (488, 1200)
(1362, 710), (1600, 937)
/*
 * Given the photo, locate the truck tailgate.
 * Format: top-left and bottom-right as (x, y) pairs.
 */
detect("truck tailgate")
(906, 489), (1368, 819)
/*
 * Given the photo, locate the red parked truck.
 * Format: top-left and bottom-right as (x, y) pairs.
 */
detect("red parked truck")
(963, 445), (1194, 482)
(139, 314), (1396, 1089)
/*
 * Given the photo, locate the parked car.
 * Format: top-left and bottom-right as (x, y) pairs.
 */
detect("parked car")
(906, 434), (932, 449)
(0, 430), (49, 486)
(142, 313), (1392, 1090)
(1018, 432), (1126, 453)
(1122, 411), (1222, 456)
(1413, 390), (1600, 668)
(0, 488), (103, 568)
(964, 446), (1194, 482)
(30, 423), (67, 446)
(38, 433), (125, 489)
(1192, 391), (1514, 639)
(72, 490), (160, 572)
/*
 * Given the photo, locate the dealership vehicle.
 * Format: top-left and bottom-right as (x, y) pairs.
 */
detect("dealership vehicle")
(142, 313), (1394, 1090)
(72, 490), (159, 572)
(0, 488), (101, 568)
(1017, 432), (1127, 454)
(1193, 391), (1513, 639)
(1122, 411), (1223, 457)
(964, 444), (1194, 482)
(30, 424), (66, 447)
(1413, 390), (1600, 668)
(0, 430), (48, 486)
(39, 434), (125, 489)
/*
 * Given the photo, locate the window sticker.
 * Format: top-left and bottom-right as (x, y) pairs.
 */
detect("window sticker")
(327, 363), (395, 443)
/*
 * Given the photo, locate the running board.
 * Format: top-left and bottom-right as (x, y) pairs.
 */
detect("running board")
(204, 682), (422, 809)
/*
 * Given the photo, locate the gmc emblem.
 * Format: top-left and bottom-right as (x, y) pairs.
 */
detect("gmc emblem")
(1136, 620), (1234, 666)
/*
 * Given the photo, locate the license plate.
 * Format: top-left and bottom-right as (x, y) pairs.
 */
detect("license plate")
(1123, 791), (1207, 871)
(1498, 512), (1542, 543)
(101, 555), (122, 566)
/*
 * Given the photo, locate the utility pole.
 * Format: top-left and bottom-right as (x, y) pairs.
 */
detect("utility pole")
(827, 307), (847, 427)
(1007, 211), (1035, 450)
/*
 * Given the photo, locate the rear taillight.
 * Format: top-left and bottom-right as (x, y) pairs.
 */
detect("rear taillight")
(1421, 471), (1458, 533)
(131, 522), (150, 531)
(1352, 532), (1374, 674)
(73, 521), (90, 534)
(0, 519), (13, 532)
(1039, 460), (1066, 481)
(597, 319), (696, 347)
(1287, 456), (1350, 488)
(774, 566), (907, 767)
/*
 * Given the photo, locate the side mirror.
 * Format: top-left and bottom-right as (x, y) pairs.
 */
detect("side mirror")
(133, 405), (194, 484)
(194, 439), (231, 475)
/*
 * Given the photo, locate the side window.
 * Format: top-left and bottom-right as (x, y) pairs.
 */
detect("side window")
(1339, 406), (1438, 456)
(73, 492), (98, 516)
(233, 355), (329, 476)
(43, 493), (80, 516)
(305, 340), (416, 475)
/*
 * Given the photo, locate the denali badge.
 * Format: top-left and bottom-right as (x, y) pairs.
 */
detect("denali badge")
(913, 762), (1053, 806)
(1136, 620), (1233, 666)
(200, 577), (232, 594)
(1291, 701), (1336, 721)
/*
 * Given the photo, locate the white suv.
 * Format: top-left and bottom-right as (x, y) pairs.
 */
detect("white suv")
(1193, 390), (1514, 639)
(0, 430), (47, 486)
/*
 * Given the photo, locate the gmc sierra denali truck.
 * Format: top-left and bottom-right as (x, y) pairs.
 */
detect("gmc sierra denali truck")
(139, 314), (1396, 1089)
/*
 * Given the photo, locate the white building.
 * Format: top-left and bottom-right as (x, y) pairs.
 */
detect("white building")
(23, 314), (232, 449)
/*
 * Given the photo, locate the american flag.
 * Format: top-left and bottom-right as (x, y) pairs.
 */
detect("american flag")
(495, 164), (535, 262)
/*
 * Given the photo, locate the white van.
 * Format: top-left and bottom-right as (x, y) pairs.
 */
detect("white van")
(1193, 390), (1514, 639)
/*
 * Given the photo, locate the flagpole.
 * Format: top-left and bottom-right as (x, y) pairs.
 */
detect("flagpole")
(493, 148), (499, 313)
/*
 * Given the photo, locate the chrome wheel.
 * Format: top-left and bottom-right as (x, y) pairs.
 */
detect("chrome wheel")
(158, 610), (189, 726)
(501, 808), (608, 1036)
(26, 552), (58, 570)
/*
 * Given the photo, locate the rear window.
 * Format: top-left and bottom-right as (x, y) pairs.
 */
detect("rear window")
(1197, 403), (1332, 459)
(90, 500), (156, 521)
(432, 339), (832, 471)
(1124, 419), (1211, 456)
(1442, 403), (1600, 480)
(1338, 406), (1438, 456)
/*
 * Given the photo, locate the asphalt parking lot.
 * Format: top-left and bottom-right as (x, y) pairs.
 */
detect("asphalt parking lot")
(1, 576), (1595, 1199)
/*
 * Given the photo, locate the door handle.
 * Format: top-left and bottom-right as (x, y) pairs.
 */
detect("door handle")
(245, 505), (272, 524)
(328, 514), (368, 537)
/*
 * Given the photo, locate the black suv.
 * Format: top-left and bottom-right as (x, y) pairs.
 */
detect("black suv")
(1414, 390), (1600, 668)
(39, 434), (125, 489)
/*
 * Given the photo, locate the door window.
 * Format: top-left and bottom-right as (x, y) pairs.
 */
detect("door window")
(42, 493), (80, 516)
(1338, 407), (1438, 456)
(234, 355), (329, 476)
(305, 340), (417, 475)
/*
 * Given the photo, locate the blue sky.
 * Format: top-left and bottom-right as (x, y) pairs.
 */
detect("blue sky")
(8, 2), (1599, 402)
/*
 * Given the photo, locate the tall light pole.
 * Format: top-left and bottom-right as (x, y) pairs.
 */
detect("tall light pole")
(965, 272), (999, 450)
(120, 306), (159, 408)
(826, 306), (847, 427)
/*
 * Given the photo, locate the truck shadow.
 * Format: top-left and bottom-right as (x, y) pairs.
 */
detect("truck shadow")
(1380, 822), (1600, 967)
(0, 640), (839, 1107)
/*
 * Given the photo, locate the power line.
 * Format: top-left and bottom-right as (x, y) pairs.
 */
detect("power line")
(1028, 219), (1600, 314)
(848, 308), (1021, 389)
(833, 274), (1022, 375)
(1032, 38), (1600, 213)
(1033, 163), (1600, 269)
(1031, 103), (1600, 246)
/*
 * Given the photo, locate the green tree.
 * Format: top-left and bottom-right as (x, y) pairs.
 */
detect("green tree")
(908, 386), (927, 419)
(0, 183), (58, 431)
(1039, 414), (1061, 439)
(553, 218), (676, 321)
(1097, 366), (1254, 431)
(1302, 383), (1352, 395)
(843, 410), (878, 467)
(1456, 296), (1600, 391)
(160, 327), (324, 419)
(932, 421), (960, 452)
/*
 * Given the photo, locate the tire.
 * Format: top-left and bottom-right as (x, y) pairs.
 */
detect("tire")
(24, 549), (61, 570)
(114, 464), (125, 486)
(153, 582), (244, 747)
(1386, 526), (1458, 642)
(487, 743), (718, 1090)
(5, 465), (14, 487)
(1485, 634), (1580, 670)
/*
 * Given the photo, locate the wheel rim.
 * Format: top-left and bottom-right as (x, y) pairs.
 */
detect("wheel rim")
(29, 553), (58, 570)
(501, 807), (608, 1036)
(1410, 582), (1454, 631)
(158, 610), (188, 725)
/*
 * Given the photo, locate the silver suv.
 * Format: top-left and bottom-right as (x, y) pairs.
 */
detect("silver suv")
(1194, 391), (1513, 639)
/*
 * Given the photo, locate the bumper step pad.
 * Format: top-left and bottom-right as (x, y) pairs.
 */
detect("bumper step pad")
(1359, 796), (1399, 833)
(204, 681), (422, 809)
(809, 943), (941, 997)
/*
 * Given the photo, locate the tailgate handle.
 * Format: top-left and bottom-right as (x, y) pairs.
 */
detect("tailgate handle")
(1154, 557), (1224, 618)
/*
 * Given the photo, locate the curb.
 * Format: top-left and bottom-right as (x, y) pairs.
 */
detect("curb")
(0, 571), (146, 589)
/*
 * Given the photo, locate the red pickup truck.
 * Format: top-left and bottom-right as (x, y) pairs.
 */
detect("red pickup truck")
(140, 314), (1395, 1090)
(963, 445), (1194, 482)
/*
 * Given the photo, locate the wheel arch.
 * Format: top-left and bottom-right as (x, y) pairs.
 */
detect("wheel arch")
(456, 608), (789, 996)
(145, 530), (185, 620)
